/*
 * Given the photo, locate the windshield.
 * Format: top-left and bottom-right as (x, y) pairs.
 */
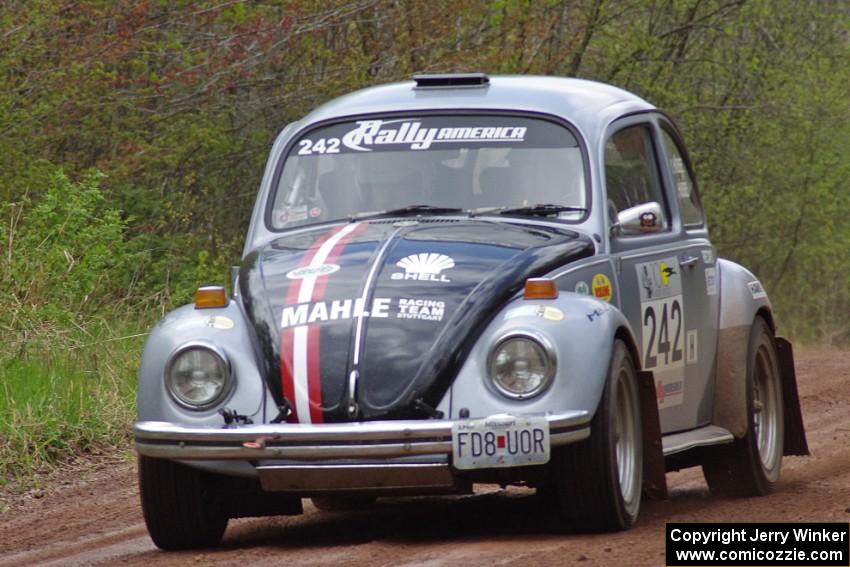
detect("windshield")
(269, 115), (587, 229)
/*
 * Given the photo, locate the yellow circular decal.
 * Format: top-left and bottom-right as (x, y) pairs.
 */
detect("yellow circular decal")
(591, 274), (613, 303)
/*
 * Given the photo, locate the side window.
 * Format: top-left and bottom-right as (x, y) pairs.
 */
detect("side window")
(604, 125), (667, 228)
(660, 129), (705, 226)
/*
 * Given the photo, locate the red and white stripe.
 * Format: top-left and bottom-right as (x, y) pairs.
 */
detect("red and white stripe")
(280, 222), (366, 423)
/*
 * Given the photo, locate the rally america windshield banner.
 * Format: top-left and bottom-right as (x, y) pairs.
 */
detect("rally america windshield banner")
(294, 115), (579, 156)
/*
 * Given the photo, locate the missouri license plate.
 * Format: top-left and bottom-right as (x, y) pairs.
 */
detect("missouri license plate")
(451, 415), (550, 470)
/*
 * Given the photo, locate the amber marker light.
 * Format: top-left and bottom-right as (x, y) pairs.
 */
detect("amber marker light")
(523, 278), (559, 300)
(195, 285), (229, 309)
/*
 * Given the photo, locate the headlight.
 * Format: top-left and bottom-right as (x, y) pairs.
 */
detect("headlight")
(488, 332), (556, 399)
(164, 342), (232, 410)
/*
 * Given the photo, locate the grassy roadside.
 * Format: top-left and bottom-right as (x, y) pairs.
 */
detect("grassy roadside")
(0, 325), (146, 491)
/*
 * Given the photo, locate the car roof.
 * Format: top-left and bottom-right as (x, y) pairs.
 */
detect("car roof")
(298, 75), (656, 141)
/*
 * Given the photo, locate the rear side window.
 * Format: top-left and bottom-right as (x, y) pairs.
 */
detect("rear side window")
(660, 129), (705, 227)
(604, 125), (668, 228)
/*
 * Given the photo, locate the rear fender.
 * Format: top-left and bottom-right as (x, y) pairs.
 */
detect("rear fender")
(714, 260), (808, 456)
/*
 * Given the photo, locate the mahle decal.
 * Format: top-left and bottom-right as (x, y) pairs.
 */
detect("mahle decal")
(281, 297), (390, 328)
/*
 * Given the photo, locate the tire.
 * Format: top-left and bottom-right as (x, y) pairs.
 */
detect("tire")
(552, 339), (643, 531)
(703, 316), (784, 496)
(138, 456), (229, 550)
(310, 495), (377, 512)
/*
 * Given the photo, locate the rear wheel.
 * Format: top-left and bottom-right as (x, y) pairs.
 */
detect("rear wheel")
(703, 316), (784, 496)
(138, 456), (229, 550)
(552, 339), (643, 531)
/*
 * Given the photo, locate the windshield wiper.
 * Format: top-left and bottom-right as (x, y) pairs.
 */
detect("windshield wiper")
(349, 205), (464, 221)
(470, 204), (587, 218)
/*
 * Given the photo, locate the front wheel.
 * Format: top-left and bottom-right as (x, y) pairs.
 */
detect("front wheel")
(703, 316), (784, 496)
(138, 456), (229, 550)
(551, 339), (643, 531)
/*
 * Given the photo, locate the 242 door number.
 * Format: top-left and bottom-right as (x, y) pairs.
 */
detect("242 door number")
(642, 296), (684, 370)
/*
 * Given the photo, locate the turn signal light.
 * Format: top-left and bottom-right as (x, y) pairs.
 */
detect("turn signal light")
(523, 278), (558, 300)
(195, 285), (229, 309)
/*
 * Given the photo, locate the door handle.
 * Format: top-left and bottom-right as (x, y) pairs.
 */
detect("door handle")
(679, 254), (699, 268)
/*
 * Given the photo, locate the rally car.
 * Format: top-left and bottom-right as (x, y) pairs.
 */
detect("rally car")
(134, 73), (808, 549)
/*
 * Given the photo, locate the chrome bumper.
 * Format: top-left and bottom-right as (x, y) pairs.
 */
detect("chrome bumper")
(134, 411), (591, 462)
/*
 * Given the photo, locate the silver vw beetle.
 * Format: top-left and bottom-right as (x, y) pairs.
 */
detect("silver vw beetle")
(134, 74), (808, 549)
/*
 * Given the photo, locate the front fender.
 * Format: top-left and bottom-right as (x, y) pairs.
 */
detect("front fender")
(445, 293), (638, 421)
(137, 300), (266, 426)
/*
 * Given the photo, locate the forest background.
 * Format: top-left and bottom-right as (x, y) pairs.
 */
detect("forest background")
(1, 0), (848, 485)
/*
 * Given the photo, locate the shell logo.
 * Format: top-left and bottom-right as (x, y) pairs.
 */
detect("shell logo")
(392, 253), (455, 282)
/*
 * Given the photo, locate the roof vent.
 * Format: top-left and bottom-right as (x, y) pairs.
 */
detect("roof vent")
(413, 73), (490, 89)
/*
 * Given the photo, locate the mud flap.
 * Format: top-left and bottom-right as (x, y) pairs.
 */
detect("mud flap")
(637, 370), (667, 499)
(775, 338), (809, 456)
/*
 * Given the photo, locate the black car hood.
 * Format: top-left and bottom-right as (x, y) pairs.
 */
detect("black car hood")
(239, 219), (594, 423)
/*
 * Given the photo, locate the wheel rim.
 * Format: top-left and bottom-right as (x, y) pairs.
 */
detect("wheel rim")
(753, 343), (782, 480)
(614, 368), (641, 514)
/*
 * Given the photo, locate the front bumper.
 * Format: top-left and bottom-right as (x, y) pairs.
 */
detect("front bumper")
(135, 411), (591, 493)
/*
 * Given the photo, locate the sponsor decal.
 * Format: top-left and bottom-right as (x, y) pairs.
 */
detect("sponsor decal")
(637, 257), (684, 374)
(586, 305), (610, 322)
(397, 298), (445, 322)
(748, 280), (767, 299)
(281, 297), (390, 328)
(637, 257), (681, 301)
(392, 252), (455, 282)
(686, 329), (698, 364)
(655, 377), (684, 409)
(705, 266), (718, 296)
(282, 296), (451, 327)
(279, 222), (368, 425)
(639, 211), (658, 228)
(278, 205), (308, 224)
(286, 263), (341, 280)
(701, 248), (715, 265)
(574, 280), (590, 295)
(505, 305), (564, 321)
(540, 306), (565, 321)
(591, 273), (613, 302)
(335, 119), (528, 152)
(205, 315), (234, 330)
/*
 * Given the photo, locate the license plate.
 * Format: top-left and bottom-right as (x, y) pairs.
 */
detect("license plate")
(451, 415), (550, 470)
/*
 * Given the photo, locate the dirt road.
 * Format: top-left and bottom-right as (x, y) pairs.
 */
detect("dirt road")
(1, 349), (848, 566)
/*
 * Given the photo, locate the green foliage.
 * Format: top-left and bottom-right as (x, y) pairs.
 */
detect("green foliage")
(0, 324), (141, 485)
(0, 2), (845, 343)
(0, 169), (134, 350)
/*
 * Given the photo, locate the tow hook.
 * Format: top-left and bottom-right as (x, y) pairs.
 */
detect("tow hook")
(413, 398), (444, 419)
(219, 408), (253, 427)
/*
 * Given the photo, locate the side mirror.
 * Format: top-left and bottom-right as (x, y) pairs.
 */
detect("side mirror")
(614, 202), (664, 236)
